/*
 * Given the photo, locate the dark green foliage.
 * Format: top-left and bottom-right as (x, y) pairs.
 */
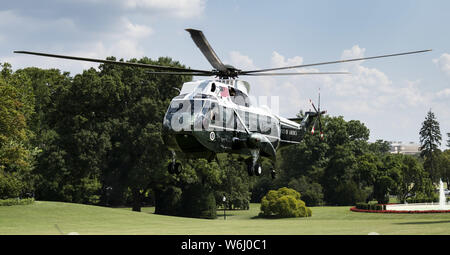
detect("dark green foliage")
(437, 150), (450, 188)
(179, 183), (217, 219)
(0, 197), (34, 206)
(0, 63), (36, 199)
(419, 109), (442, 182)
(154, 186), (182, 216)
(260, 187), (311, 218)
(406, 193), (438, 204)
(287, 176), (323, 206)
(368, 140), (391, 155)
(0, 171), (24, 199)
(216, 154), (252, 210)
(355, 202), (383, 210)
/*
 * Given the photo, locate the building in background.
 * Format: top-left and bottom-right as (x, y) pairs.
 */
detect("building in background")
(389, 141), (420, 155)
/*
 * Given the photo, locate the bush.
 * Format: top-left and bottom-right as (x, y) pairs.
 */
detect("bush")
(0, 172), (24, 200)
(406, 192), (438, 204)
(355, 202), (383, 211)
(260, 187), (311, 218)
(0, 198), (34, 206)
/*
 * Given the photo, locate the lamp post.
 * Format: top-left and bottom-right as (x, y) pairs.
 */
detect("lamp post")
(222, 195), (226, 220)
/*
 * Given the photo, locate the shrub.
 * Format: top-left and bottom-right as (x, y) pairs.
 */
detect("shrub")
(0, 198), (34, 206)
(406, 192), (438, 204)
(260, 187), (311, 218)
(0, 172), (24, 200)
(355, 202), (383, 211)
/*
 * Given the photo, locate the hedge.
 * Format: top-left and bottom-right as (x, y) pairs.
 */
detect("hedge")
(355, 202), (384, 211)
(0, 198), (35, 206)
(351, 206), (450, 214)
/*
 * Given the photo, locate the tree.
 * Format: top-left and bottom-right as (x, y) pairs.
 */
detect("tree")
(419, 110), (442, 182)
(0, 63), (36, 199)
(394, 155), (428, 203)
(368, 140), (391, 155)
(437, 150), (450, 188)
(216, 154), (252, 210)
(95, 57), (192, 211)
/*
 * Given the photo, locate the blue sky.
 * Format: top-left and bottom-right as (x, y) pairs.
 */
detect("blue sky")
(1, 0), (449, 148)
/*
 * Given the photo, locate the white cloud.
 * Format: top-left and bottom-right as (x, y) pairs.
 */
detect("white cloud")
(229, 51), (257, 70)
(341, 45), (366, 59)
(437, 88), (450, 98)
(271, 51), (303, 67)
(120, 18), (153, 39)
(433, 53), (450, 77)
(121, 0), (206, 18)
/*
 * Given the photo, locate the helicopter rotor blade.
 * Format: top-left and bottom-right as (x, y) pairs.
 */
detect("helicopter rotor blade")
(241, 49), (432, 74)
(318, 88), (321, 111)
(145, 71), (214, 76)
(242, 72), (350, 76)
(309, 99), (318, 113)
(185, 29), (228, 72)
(13, 50), (212, 74)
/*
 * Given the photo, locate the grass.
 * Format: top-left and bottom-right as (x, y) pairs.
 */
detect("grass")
(1, 201), (450, 235)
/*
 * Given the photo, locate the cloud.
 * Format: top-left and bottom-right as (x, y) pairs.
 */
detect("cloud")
(229, 51), (257, 70)
(120, 18), (153, 39)
(271, 51), (303, 67)
(437, 88), (450, 98)
(433, 53), (450, 77)
(0, 1), (205, 74)
(121, 0), (206, 18)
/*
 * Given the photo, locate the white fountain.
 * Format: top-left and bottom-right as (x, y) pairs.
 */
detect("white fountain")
(439, 178), (446, 209)
(384, 178), (450, 212)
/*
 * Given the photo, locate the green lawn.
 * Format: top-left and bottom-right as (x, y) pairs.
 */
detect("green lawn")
(1, 201), (450, 235)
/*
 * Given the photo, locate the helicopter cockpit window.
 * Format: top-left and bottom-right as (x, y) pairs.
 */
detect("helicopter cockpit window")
(168, 101), (184, 114)
(229, 87), (250, 107)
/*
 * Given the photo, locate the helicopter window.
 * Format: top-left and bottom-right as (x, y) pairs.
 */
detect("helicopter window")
(248, 113), (258, 132)
(209, 102), (217, 124)
(235, 110), (246, 132)
(230, 88), (250, 107)
(211, 83), (216, 92)
(168, 101), (184, 113)
(260, 115), (272, 135)
(229, 87), (236, 96)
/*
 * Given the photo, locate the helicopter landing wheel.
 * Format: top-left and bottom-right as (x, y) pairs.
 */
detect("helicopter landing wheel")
(168, 162), (182, 175)
(270, 169), (276, 179)
(247, 162), (262, 177)
(168, 162), (175, 174)
(254, 163), (262, 176)
(174, 162), (182, 174)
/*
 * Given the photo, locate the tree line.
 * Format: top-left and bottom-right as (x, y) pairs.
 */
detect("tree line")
(0, 58), (449, 218)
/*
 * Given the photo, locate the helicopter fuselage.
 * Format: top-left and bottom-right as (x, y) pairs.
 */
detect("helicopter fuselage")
(162, 79), (315, 166)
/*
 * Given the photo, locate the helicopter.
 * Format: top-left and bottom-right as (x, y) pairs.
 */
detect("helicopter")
(14, 29), (431, 179)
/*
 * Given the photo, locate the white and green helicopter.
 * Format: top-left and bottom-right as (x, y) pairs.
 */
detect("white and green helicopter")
(14, 29), (430, 179)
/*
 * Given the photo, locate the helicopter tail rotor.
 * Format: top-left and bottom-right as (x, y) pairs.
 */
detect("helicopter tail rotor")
(309, 89), (326, 140)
